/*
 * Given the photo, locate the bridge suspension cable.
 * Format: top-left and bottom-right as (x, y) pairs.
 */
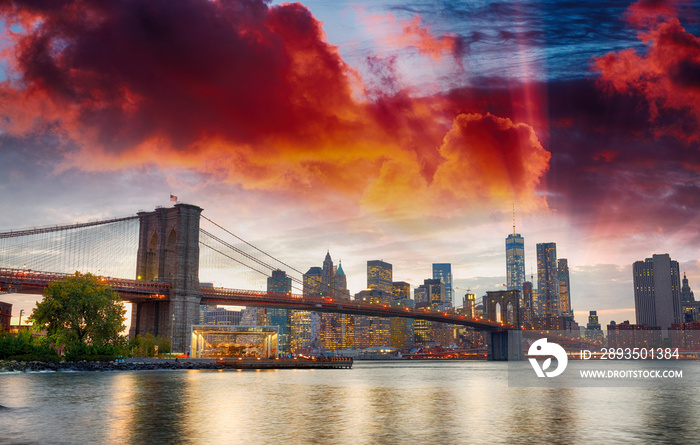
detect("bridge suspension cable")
(0, 216), (140, 279)
(200, 215), (306, 277)
(198, 216), (345, 297)
(0, 215), (139, 239)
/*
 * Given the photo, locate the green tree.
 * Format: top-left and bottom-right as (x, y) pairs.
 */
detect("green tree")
(30, 272), (126, 351)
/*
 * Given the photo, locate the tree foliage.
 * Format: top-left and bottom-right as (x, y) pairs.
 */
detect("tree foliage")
(128, 334), (171, 357)
(30, 272), (126, 350)
(0, 331), (60, 361)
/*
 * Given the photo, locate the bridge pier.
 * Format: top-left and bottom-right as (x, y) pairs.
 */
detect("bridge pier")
(132, 203), (203, 352)
(129, 301), (170, 338)
(488, 330), (523, 361)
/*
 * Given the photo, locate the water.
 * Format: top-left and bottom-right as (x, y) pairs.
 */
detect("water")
(1, 361), (699, 444)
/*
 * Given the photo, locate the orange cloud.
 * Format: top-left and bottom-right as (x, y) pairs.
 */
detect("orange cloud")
(0, 0), (548, 219)
(364, 113), (550, 216)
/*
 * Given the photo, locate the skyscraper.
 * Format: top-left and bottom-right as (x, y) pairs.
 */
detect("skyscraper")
(681, 273), (695, 302)
(392, 281), (411, 301)
(558, 258), (572, 316)
(506, 233), (525, 297)
(633, 254), (682, 330)
(432, 263), (453, 308)
(585, 310), (604, 342)
(354, 289), (391, 348)
(319, 253), (352, 350)
(289, 266), (323, 351)
(536, 242), (559, 316)
(367, 260), (392, 293)
(266, 269), (292, 353)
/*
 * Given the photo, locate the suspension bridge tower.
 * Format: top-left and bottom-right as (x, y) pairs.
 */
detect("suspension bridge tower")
(130, 203), (203, 352)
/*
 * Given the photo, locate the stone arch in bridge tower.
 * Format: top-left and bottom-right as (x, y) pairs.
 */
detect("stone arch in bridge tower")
(143, 232), (158, 281)
(485, 290), (521, 327)
(164, 228), (177, 281)
(132, 204), (203, 352)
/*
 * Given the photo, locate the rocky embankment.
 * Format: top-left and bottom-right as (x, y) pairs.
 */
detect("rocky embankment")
(0, 360), (223, 372)
(0, 357), (353, 372)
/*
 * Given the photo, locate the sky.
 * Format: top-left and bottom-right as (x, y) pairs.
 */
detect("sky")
(0, 0), (699, 329)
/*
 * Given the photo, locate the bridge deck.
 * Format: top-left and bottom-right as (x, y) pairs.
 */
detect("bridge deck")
(0, 268), (512, 331)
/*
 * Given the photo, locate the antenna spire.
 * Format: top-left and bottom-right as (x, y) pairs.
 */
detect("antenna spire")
(512, 202), (516, 235)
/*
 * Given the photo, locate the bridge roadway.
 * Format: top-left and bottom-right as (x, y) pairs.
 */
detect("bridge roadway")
(0, 268), (512, 332)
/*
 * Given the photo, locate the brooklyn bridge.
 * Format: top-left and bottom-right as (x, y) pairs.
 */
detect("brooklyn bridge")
(0, 203), (530, 359)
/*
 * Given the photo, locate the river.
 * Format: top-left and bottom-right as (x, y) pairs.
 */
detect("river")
(1, 361), (699, 444)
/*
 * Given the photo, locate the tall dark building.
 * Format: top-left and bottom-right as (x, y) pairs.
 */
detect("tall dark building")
(322, 251), (334, 296)
(681, 273), (695, 302)
(432, 263), (453, 307)
(633, 254), (682, 330)
(536, 242), (559, 316)
(367, 260), (393, 294)
(558, 258), (572, 316)
(266, 269), (292, 353)
(506, 233), (525, 297)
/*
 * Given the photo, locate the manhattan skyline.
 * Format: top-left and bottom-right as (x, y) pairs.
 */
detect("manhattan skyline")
(1, 0), (699, 330)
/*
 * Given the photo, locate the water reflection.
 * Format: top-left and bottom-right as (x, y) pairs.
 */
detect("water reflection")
(1, 363), (700, 444)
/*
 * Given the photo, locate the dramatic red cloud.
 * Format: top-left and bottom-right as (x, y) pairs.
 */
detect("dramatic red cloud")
(623, 0), (681, 25)
(593, 1), (700, 144)
(364, 113), (550, 216)
(362, 12), (462, 61)
(0, 0), (548, 217)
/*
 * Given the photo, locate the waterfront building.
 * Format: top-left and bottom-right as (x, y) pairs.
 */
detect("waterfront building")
(633, 254), (682, 330)
(413, 318), (431, 346)
(506, 232), (525, 297)
(670, 321), (700, 350)
(413, 278), (447, 345)
(390, 298), (415, 349)
(430, 322), (454, 347)
(432, 263), (453, 308)
(367, 260), (393, 294)
(537, 242), (559, 316)
(607, 320), (662, 348)
(354, 289), (391, 348)
(266, 269), (292, 353)
(191, 325), (278, 358)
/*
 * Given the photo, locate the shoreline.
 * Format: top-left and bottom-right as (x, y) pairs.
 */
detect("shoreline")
(0, 357), (352, 372)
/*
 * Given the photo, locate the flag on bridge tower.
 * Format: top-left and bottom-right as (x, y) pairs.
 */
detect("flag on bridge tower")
(170, 194), (178, 202)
